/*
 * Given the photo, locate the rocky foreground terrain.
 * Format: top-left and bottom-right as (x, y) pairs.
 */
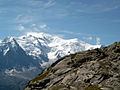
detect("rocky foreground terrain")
(24, 42), (120, 90)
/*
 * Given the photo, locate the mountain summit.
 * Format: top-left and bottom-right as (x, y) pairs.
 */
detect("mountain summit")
(16, 32), (101, 67)
(24, 42), (120, 90)
(0, 32), (101, 90)
(0, 32), (101, 69)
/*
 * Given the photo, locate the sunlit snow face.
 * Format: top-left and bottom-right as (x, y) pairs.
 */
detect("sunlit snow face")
(0, 32), (101, 71)
(16, 32), (101, 61)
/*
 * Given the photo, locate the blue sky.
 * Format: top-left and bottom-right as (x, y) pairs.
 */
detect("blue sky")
(0, 0), (120, 45)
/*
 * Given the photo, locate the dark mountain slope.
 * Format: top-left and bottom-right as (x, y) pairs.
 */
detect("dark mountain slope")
(0, 37), (41, 90)
(0, 37), (40, 70)
(24, 42), (120, 90)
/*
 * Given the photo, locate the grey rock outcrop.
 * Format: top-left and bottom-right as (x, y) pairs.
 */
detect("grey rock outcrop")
(24, 42), (120, 90)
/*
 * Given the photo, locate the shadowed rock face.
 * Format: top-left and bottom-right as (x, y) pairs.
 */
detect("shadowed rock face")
(24, 42), (120, 90)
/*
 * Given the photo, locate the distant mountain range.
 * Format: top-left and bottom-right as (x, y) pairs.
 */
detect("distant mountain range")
(0, 32), (101, 90)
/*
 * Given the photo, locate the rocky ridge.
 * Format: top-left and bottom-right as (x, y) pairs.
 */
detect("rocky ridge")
(24, 42), (120, 90)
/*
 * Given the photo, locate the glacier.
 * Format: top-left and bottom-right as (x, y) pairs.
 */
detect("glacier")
(16, 32), (101, 67)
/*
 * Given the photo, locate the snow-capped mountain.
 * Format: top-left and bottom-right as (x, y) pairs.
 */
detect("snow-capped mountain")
(0, 32), (101, 90)
(16, 32), (101, 67)
(0, 37), (40, 70)
(0, 32), (101, 72)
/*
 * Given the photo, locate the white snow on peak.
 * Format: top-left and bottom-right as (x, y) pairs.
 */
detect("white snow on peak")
(0, 32), (102, 80)
(0, 40), (2, 43)
(0, 37), (19, 56)
(17, 34), (46, 58)
(5, 37), (14, 42)
(3, 47), (10, 56)
(0, 32), (101, 67)
(26, 32), (52, 39)
(3, 37), (18, 48)
(15, 32), (101, 67)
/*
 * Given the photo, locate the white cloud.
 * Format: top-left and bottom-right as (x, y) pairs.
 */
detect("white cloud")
(15, 23), (49, 32)
(32, 27), (39, 32)
(31, 24), (36, 27)
(17, 24), (25, 31)
(15, 14), (33, 24)
(69, 1), (120, 14)
(25, 0), (43, 6)
(96, 37), (101, 45)
(62, 30), (74, 34)
(102, 5), (120, 12)
(40, 24), (47, 29)
(31, 24), (49, 31)
(24, 0), (56, 8)
(44, 0), (56, 8)
(56, 34), (65, 38)
(83, 36), (93, 41)
(55, 13), (69, 18)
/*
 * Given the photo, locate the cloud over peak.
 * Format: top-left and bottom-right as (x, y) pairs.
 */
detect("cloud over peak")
(17, 24), (25, 31)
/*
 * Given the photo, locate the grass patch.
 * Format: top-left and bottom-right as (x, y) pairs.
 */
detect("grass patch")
(51, 84), (66, 90)
(71, 53), (77, 59)
(31, 70), (50, 82)
(84, 85), (101, 90)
